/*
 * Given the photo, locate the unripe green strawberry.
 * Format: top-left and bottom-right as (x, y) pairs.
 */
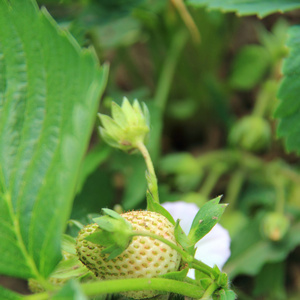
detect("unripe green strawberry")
(76, 211), (181, 299)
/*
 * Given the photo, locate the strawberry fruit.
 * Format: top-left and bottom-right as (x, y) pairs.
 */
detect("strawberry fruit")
(76, 210), (181, 299)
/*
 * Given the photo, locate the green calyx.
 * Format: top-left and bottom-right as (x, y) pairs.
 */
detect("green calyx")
(99, 98), (150, 152)
(85, 209), (133, 259)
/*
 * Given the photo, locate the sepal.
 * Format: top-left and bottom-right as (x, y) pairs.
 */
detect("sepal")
(85, 209), (133, 259)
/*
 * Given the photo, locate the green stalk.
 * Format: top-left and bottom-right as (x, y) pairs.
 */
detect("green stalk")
(136, 141), (159, 204)
(199, 165), (227, 198)
(273, 176), (286, 214)
(81, 278), (204, 298)
(201, 282), (219, 299)
(225, 169), (245, 212)
(154, 30), (189, 112)
(24, 278), (205, 300)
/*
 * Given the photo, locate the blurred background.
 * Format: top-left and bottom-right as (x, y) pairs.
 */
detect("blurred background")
(36, 1), (300, 299)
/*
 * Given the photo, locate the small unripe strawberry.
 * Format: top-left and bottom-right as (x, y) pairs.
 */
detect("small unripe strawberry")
(76, 211), (181, 299)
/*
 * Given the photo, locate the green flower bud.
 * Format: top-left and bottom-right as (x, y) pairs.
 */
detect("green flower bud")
(99, 97), (150, 152)
(229, 115), (271, 152)
(262, 212), (290, 241)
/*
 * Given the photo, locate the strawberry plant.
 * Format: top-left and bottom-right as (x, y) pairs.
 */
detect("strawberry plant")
(1, 0), (300, 299)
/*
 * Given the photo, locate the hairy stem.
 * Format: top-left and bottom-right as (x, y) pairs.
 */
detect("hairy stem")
(81, 278), (204, 298)
(136, 141), (159, 204)
(24, 278), (205, 299)
(201, 282), (219, 299)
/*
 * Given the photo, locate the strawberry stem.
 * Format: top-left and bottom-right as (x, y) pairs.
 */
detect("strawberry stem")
(201, 282), (219, 299)
(81, 278), (204, 298)
(136, 141), (159, 204)
(24, 277), (221, 300)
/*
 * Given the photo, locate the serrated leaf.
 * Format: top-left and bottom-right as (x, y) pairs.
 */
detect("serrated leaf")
(188, 196), (227, 244)
(187, 0), (300, 18)
(0, 0), (107, 280)
(275, 26), (300, 154)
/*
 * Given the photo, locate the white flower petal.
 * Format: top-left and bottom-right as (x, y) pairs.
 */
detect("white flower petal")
(194, 223), (231, 269)
(162, 201), (231, 279)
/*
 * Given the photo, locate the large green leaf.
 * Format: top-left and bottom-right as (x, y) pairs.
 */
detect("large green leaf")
(275, 26), (300, 154)
(0, 0), (108, 280)
(187, 0), (300, 18)
(0, 285), (22, 300)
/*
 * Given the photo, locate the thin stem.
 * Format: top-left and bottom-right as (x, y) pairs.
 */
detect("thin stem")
(252, 86), (270, 118)
(136, 141), (159, 204)
(201, 282), (219, 299)
(80, 278), (204, 298)
(199, 165), (227, 198)
(190, 260), (218, 279)
(273, 176), (286, 214)
(24, 278), (205, 299)
(171, 0), (201, 44)
(154, 30), (189, 112)
(225, 169), (245, 212)
(136, 142), (156, 178)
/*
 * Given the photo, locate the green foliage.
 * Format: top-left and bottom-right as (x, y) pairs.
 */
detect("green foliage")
(0, 286), (22, 300)
(1, 0), (300, 298)
(254, 262), (286, 300)
(275, 26), (300, 154)
(188, 196), (227, 244)
(229, 45), (270, 90)
(0, 0), (107, 280)
(187, 0), (300, 17)
(224, 214), (300, 278)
